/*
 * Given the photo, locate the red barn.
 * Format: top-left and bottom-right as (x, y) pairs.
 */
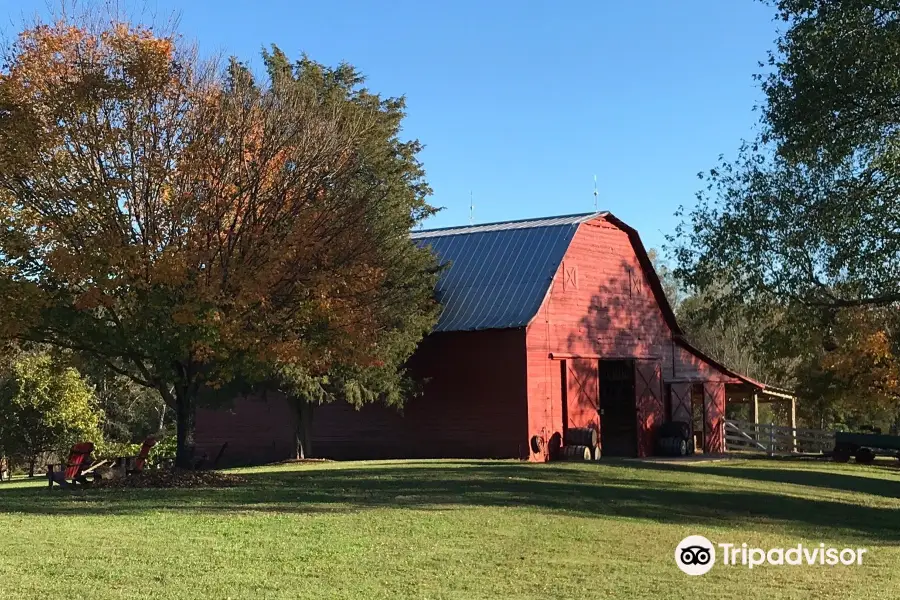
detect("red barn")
(195, 212), (773, 465)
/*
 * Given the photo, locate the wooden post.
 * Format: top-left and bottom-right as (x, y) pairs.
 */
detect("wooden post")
(768, 425), (775, 457)
(751, 392), (759, 446)
(789, 397), (797, 452)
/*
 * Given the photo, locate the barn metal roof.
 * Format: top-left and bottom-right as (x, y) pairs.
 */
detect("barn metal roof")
(413, 212), (606, 332)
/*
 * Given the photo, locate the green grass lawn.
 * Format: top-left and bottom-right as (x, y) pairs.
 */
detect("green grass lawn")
(0, 458), (898, 599)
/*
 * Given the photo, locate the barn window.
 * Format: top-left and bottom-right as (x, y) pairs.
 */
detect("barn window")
(628, 267), (643, 297)
(563, 264), (578, 291)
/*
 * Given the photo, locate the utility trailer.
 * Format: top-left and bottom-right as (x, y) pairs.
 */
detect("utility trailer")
(832, 430), (900, 464)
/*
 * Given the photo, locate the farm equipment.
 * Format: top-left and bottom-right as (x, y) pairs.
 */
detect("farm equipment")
(656, 421), (695, 457)
(832, 429), (900, 464)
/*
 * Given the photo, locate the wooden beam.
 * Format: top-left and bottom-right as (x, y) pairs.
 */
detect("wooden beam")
(549, 352), (661, 360)
(760, 389), (795, 401)
(751, 392), (759, 425)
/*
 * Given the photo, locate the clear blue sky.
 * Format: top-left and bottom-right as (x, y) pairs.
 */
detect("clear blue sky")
(6, 0), (779, 251)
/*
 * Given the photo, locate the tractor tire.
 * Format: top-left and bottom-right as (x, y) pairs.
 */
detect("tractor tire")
(832, 445), (852, 463)
(855, 448), (876, 465)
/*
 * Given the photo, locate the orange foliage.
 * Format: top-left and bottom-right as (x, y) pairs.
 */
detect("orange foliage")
(821, 308), (900, 406)
(0, 17), (436, 402)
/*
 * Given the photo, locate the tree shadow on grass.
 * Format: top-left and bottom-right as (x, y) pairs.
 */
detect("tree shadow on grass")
(615, 459), (900, 501)
(0, 462), (897, 542)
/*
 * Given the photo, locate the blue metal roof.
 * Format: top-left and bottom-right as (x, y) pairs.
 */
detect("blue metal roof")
(413, 212), (606, 332)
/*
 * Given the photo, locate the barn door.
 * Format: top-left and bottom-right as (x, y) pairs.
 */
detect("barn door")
(598, 360), (636, 457)
(564, 359), (600, 433)
(634, 360), (664, 457)
(703, 382), (725, 453)
(669, 382), (692, 428)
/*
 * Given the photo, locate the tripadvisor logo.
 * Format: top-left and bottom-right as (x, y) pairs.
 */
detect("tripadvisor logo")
(675, 535), (868, 576)
(675, 535), (716, 575)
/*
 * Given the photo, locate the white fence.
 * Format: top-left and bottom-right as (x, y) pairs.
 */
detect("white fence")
(724, 419), (834, 456)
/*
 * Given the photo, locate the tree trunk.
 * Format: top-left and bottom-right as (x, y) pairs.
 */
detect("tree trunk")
(295, 400), (314, 459)
(174, 389), (196, 469)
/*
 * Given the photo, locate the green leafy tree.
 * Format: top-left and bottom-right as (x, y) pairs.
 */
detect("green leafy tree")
(0, 354), (103, 475)
(75, 355), (171, 443)
(675, 0), (900, 311)
(673, 0), (900, 427)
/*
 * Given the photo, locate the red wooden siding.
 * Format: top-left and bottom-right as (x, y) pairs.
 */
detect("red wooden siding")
(195, 393), (297, 466)
(525, 217), (675, 460)
(563, 358), (600, 430)
(312, 329), (529, 459)
(561, 358), (600, 453)
(673, 344), (739, 383)
(196, 329), (529, 464)
(634, 360), (664, 457)
(702, 382), (726, 453)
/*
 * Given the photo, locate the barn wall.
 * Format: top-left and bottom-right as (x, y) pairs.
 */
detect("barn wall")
(195, 393), (297, 467)
(312, 329), (529, 459)
(672, 343), (739, 382)
(195, 329), (529, 464)
(635, 360), (664, 457)
(196, 329), (528, 464)
(524, 218), (675, 460)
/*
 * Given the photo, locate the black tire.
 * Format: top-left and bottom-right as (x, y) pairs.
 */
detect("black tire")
(561, 445), (592, 461)
(855, 448), (876, 465)
(565, 427), (598, 448)
(678, 438), (688, 457)
(657, 437), (672, 456)
(657, 421), (690, 440)
(686, 438), (695, 456)
(832, 445), (852, 463)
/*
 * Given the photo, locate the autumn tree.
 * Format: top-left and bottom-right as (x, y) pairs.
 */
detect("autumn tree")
(0, 15), (438, 467)
(797, 307), (900, 431)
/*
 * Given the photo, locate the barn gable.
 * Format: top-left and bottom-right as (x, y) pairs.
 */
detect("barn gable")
(412, 212), (682, 337)
(412, 213), (604, 332)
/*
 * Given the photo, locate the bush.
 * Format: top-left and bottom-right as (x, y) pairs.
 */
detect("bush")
(147, 435), (176, 468)
(0, 354), (103, 474)
(95, 440), (142, 460)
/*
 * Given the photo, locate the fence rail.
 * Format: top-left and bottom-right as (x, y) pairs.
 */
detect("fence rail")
(725, 419), (834, 456)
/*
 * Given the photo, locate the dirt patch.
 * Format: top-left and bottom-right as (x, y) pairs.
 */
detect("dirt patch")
(96, 469), (247, 489)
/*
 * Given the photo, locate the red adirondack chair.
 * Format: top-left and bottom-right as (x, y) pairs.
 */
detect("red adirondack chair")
(47, 442), (96, 489)
(127, 437), (157, 474)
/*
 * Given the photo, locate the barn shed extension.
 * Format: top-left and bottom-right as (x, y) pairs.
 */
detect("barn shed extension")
(195, 211), (768, 465)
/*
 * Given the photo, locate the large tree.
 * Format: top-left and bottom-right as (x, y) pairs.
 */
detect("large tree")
(675, 0), (900, 309)
(673, 0), (900, 428)
(0, 16), (438, 466)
